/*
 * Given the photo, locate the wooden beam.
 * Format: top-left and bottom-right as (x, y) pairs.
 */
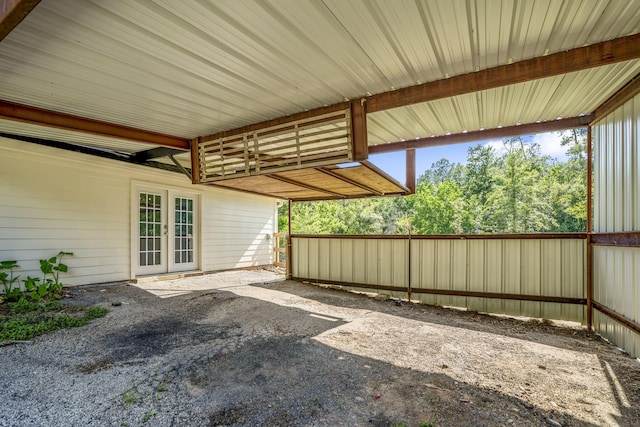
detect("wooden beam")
(591, 232), (640, 248)
(269, 174), (346, 198)
(0, 0), (39, 42)
(593, 72), (640, 124)
(367, 34), (640, 113)
(369, 115), (594, 154)
(0, 100), (189, 149)
(350, 99), (368, 161)
(191, 138), (201, 184)
(406, 149), (416, 193)
(315, 166), (383, 196)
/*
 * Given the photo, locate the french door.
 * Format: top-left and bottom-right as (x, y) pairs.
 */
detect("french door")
(136, 188), (198, 275)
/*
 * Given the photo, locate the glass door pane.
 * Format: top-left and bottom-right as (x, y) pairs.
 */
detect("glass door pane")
(173, 196), (195, 265)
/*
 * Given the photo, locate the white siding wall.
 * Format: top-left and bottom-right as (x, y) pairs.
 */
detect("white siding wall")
(592, 93), (640, 358)
(0, 137), (275, 285)
(292, 236), (586, 322)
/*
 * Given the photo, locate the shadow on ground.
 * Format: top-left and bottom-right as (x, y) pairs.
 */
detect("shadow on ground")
(1, 274), (638, 427)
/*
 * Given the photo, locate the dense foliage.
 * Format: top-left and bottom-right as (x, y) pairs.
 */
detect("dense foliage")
(280, 130), (587, 235)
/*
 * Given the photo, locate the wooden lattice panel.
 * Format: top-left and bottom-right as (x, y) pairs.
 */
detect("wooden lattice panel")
(197, 109), (353, 182)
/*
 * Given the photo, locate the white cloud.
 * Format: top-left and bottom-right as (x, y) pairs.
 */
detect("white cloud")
(531, 132), (568, 160)
(482, 139), (508, 155)
(481, 132), (568, 161)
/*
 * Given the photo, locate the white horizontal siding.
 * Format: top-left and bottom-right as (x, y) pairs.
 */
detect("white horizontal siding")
(0, 136), (275, 285)
(292, 236), (586, 322)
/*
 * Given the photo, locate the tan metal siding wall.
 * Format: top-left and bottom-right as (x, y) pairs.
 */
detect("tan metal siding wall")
(593, 247), (640, 357)
(292, 237), (585, 322)
(412, 239), (585, 322)
(592, 93), (640, 357)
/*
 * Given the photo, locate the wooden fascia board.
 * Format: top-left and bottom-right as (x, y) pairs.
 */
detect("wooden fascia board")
(0, 100), (189, 149)
(593, 72), (640, 124)
(367, 33), (640, 112)
(0, 0), (40, 42)
(369, 115), (594, 154)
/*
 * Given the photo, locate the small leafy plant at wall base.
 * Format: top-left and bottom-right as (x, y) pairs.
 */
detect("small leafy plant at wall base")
(40, 251), (73, 299)
(0, 261), (21, 302)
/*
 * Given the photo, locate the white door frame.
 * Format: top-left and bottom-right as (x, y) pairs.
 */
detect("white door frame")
(131, 181), (202, 277)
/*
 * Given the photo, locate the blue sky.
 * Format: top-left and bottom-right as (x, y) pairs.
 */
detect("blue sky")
(368, 131), (570, 183)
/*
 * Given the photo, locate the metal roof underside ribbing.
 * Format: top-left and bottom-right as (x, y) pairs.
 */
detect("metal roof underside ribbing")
(0, 0), (639, 200)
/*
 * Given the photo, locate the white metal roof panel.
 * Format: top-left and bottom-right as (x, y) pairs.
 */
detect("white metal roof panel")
(367, 61), (640, 144)
(0, 0), (639, 153)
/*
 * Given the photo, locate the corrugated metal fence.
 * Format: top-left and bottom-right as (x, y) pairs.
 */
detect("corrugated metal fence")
(292, 234), (586, 323)
(592, 92), (640, 358)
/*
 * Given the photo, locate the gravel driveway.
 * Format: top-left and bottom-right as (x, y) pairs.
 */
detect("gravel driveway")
(1, 270), (639, 426)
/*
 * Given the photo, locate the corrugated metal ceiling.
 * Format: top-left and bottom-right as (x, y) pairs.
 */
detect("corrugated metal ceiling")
(0, 0), (639, 152)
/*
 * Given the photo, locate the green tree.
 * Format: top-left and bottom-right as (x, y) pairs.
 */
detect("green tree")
(412, 181), (470, 234)
(484, 138), (554, 232)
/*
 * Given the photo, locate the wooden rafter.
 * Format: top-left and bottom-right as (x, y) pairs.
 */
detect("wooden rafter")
(315, 167), (383, 196)
(367, 34), (640, 112)
(369, 115), (594, 154)
(0, 0), (39, 42)
(269, 174), (346, 198)
(0, 100), (189, 149)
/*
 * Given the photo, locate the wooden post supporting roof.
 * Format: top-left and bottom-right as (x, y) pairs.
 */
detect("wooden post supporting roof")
(0, 0), (39, 42)
(350, 99), (368, 161)
(406, 149), (416, 194)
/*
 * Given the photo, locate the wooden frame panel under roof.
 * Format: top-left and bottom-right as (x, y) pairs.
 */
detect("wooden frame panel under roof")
(207, 162), (409, 201)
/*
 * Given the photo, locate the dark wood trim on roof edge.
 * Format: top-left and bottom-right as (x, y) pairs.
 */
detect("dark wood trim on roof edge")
(0, 100), (189, 149)
(590, 232), (640, 248)
(0, 0), (40, 42)
(593, 72), (640, 124)
(370, 115), (594, 154)
(593, 301), (640, 336)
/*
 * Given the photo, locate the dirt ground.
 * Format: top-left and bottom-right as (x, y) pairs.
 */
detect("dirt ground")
(1, 269), (639, 426)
